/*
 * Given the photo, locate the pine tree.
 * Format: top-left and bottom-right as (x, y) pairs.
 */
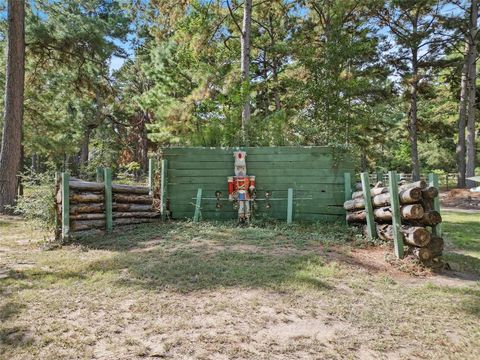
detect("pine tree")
(0, 0), (25, 213)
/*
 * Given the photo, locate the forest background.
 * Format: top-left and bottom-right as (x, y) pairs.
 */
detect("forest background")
(0, 0), (478, 206)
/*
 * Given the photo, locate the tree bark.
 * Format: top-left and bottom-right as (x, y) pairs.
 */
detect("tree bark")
(0, 0), (25, 213)
(352, 187), (389, 199)
(398, 180), (427, 192)
(404, 210), (442, 227)
(112, 211), (160, 219)
(409, 45), (421, 181)
(376, 224), (431, 247)
(457, 44), (469, 188)
(347, 204), (424, 223)
(241, 0), (252, 142)
(79, 126), (92, 168)
(466, 0), (478, 189)
(113, 193), (152, 204)
(421, 186), (439, 199)
(344, 187), (422, 210)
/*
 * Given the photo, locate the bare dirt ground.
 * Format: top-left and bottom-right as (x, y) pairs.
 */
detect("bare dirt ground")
(1, 216), (479, 359)
(440, 189), (480, 210)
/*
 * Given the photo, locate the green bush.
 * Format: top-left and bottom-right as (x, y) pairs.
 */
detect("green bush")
(14, 170), (57, 231)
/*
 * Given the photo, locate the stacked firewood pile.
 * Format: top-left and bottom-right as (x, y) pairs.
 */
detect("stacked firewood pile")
(344, 180), (444, 263)
(55, 178), (160, 235)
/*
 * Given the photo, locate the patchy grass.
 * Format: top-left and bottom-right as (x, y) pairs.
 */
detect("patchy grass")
(442, 211), (480, 275)
(1, 216), (479, 359)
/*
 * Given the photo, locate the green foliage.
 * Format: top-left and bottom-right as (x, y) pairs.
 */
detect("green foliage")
(0, 0), (475, 177)
(13, 170), (57, 231)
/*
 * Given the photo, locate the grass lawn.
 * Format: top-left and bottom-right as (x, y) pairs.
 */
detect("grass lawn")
(1, 213), (479, 359)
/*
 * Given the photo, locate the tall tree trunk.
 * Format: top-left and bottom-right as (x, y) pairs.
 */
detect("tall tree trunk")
(17, 144), (24, 196)
(457, 44), (469, 188)
(137, 112), (150, 174)
(79, 126), (91, 168)
(0, 0), (25, 213)
(241, 0), (252, 143)
(409, 50), (420, 181)
(466, 0), (478, 188)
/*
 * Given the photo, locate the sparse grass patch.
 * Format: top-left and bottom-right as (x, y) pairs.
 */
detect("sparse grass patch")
(1, 215), (479, 359)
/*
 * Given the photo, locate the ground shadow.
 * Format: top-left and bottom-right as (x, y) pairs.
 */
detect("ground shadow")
(72, 221), (350, 292)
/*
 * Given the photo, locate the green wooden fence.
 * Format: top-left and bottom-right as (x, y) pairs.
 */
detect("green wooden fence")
(161, 146), (354, 222)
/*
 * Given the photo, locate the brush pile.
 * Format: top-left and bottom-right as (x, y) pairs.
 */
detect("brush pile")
(344, 180), (444, 263)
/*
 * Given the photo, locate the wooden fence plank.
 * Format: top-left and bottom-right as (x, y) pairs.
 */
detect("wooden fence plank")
(287, 188), (294, 224)
(169, 162), (352, 170)
(168, 176), (346, 185)
(193, 188), (202, 222)
(163, 146), (337, 155)
(388, 170), (404, 259)
(361, 172), (377, 239)
(161, 159), (168, 218)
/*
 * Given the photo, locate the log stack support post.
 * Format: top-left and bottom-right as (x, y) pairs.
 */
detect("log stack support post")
(344, 173), (353, 224)
(287, 188), (294, 224)
(54, 171), (61, 239)
(193, 188), (202, 223)
(160, 159), (168, 218)
(376, 171), (383, 184)
(104, 168), (113, 232)
(61, 172), (70, 241)
(360, 172), (377, 239)
(148, 158), (155, 196)
(388, 170), (404, 259)
(96, 167), (104, 183)
(428, 173), (442, 236)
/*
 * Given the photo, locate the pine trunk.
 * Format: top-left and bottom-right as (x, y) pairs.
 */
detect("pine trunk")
(466, 0), (478, 189)
(0, 0), (25, 213)
(240, 0), (252, 141)
(409, 44), (420, 181)
(457, 44), (469, 188)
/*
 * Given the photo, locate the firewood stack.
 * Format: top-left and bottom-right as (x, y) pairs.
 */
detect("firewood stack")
(55, 179), (160, 236)
(344, 180), (444, 263)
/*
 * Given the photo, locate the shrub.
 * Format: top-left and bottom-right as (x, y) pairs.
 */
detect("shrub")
(13, 170), (57, 231)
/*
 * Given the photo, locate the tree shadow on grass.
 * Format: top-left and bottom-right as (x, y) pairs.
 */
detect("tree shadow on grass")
(87, 246), (335, 292)
(73, 221), (358, 292)
(442, 251), (480, 277)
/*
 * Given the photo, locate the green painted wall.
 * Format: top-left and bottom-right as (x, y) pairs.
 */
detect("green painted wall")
(161, 147), (354, 222)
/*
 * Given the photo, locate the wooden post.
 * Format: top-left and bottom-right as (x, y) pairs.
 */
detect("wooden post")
(61, 172), (70, 241)
(344, 173), (353, 225)
(376, 171), (383, 184)
(428, 173), (442, 236)
(96, 167), (104, 182)
(287, 188), (293, 224)
(104, 168), (113, 232)
(360, 172), (376, 239)
(193, 188), (202, 223)
(148, 158), (155, 195)
(388, 170), (404, 259)
(54, 172), (60, 236)
(343, 173), (352, 202)
(160, 159), (168, 218)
